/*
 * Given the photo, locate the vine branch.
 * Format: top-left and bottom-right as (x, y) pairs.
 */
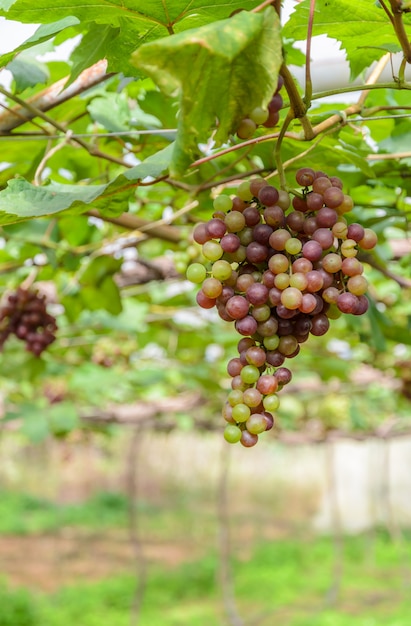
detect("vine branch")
(251, 0), (275, 12)
(304, 0), (316, 108)
(33, 132), (74, 186)
(379, 0), (395, 24)
(359, 253), (411, 289)
(280, 64), (314, 140)
(275, 110), (294, 189)
(0, 83), (130, 168)
(0, 61), (113, 133)
(311, 80), (411, 102)
(388, 0), (411, 63)
(311, 54), (391, 137)
(86, 210), (183, 244)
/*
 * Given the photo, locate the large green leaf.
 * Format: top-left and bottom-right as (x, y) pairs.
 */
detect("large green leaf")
(283, 0), (407, 79)
(0, 0), (262, 76)
(0, 143), (173, 224)
(132, 8), (282, 175)
(0, 0), (260, 28)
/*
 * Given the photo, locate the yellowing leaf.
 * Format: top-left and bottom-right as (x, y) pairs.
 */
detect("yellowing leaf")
(132, 8), (282, 176)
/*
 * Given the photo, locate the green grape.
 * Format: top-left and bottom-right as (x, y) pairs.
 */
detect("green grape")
(225, 211), (246, 233)
(347, 275), (368, 295)
(187, 244), (200, 260)
(212, 260), (233, 281)
(175, 260), (187, 274)
(263, 335), (280, 350)
(174, 251), (188, 274)
(240, 364), (260, 384)
(202, 241), (223, 261)
(237, 118), (257, 139)
(237, 181), (253, 201)
(202, 277), (223, 298)
(213, 194), (233, 212)
(326, 304), (342, 319)
(332, 220), (348, 239)
(280, 287), (303, 310)
(285, 237), (303, 255)
(250, 106), (269, 125)
(186, 263), (207, 284)
(263, 394), (280, 412)
(274, 273), (290, 290)
(340, 239), (358, 258)
(289, 272), (308, 291)
(246, 413), (267, 435)
(230, 246), (247, 263)
(228, 389), (244, 406)
(277, 190), (291, 211)
(232, 403), (251, 423)
(251, 304), (271, 322)
(269, 254), (289, 274)
(224, 424), (242, 443)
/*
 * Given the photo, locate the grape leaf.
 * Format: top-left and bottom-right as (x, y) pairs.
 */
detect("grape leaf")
(132, 8), (282, 176)
(69, 23), (121, 84)
(379, 120), (411, 152)
(0, 143), (173, 224)
(0, 16), (80, 68)
(80, 256), (123, 315)
(0, 0), (260, 27)
(87, 92), (133, 133)
(80, 255), (122, 285)
(7, 56), (49, 92)
(367, 297), (411, 347)
(283, 0), (408, 79)
(0, 0), (262, 76)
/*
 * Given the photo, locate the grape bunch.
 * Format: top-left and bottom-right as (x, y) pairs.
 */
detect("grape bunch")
(236, 76), (284, 140)
(0, 287), (58, 356)
(187, 168), (377, 447)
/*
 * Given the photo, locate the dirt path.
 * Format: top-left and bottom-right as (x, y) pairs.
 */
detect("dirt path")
(0, 531), (201, 592)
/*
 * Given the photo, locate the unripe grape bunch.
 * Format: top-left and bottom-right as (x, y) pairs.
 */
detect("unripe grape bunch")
(187, 168), (377, 448)
(0, 287), (57, 356)
(236, 76), (284, 140)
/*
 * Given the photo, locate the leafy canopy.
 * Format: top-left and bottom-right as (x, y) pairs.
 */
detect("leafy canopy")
(0, 0), (409, 438)
(284, 0), (409, 79)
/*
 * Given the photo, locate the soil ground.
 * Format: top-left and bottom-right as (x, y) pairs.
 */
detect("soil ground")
(0, 531), (201, 591)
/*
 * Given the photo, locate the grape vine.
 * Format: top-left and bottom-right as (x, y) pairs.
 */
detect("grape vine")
(187, 169), (377, 447)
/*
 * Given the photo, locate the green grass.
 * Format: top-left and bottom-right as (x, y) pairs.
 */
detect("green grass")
(1, 489), (411, 625)
(0, 488), (213, 539)
(1, 533), (411, 626)
(0, 490), (137, 534)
